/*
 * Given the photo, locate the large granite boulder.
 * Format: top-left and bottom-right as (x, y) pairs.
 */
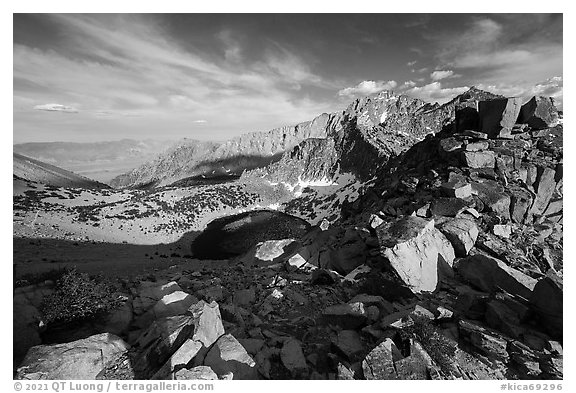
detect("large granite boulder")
(376, 217), (455, 293)
(16, 333), (129, 380)
(478, 97), (523, 139)
(519, 96), (559, 130)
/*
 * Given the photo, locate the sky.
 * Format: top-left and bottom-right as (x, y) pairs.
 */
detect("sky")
(13, 13), (563, 143)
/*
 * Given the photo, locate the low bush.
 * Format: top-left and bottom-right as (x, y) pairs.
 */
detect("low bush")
(401, 315), (457, 376)
(40, 269), (121, 325)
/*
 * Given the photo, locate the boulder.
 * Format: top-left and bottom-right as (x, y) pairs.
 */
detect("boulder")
(332, 330), (364, 361)
(376, 217), (455, 293)
(509, 185), (533, 224)
(437, 218), (479, 257)
(519, 96), (559, 130)
(441, 181), (472, 199)
(464, 141), (490, 151)
(485, 300), (524, 339)
(531, 166), (557, 216)
(152, 291), (198, 320)
(470, 180), (511, 219)
(478, 97), (523, 139)
(16, 333), (129, 380)
(322, 302), (368, 329)
(462, 151), (496, 169)
(188, 300), (226, 349)
(458, 320), (509, 362)
(362, 338), (402, 380)
(455, 254), (537, 299)
(135, 315), (198, 376)
(430, 197), (472, 217)
(203, 334), (258, 380)
(151, 339), (204, 379)
(173, 366), (218, 380)
(280, 338), (308, 373)
(529, 273), (563, 339)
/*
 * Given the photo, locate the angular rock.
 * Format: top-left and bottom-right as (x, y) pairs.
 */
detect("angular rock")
(464, 141), (490, 151)
(431, 197), (472, 217)
(376, 217), (455, 293)
(135, 315), (197, 376)
(438, 217), (479, 257)
(462, 151), (496, 169)
(519, 96), (559, 130)
(152, 291), (197, 320)
(151, 339), (204, 379)
(530, 273), (563, 339)
(470, 180), (511, 219)
(188, 300), (226, 349)
(531, 166), (557, 216)
(280, 338), (308, 373)
(203, 334), (258, 380)
(479, 97), (523, 139)
(509, 185), (533, 224)
(441, 181), (472, 199)
(16, 333), (129, 380)
(332, 330), (364, 361)
(173, 366), (218, 380)
(322, 302), (368, 329)
(485, 300), (524, 339)
(362, 338), (402, 380)
(349, 294), (395, 315)
(455, 254), (537, 299)
(459, 320), (509, 362)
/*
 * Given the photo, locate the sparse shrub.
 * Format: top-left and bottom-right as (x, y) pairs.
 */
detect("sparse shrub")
(40, 269), (121, 325)
(401, 315), (457, 376)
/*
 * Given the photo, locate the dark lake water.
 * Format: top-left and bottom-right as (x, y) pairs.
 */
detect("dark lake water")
(192, 209), (311, 260)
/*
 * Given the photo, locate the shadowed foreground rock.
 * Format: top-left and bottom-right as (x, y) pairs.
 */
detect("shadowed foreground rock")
(16, 333), (129, 380)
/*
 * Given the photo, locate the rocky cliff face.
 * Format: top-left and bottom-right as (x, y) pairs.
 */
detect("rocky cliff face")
(245, 88), (503, 189)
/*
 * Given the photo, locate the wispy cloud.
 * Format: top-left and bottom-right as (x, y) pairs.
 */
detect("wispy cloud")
(13, 14), (336, 142)
(338, 80), (397, 97)
(33, 103), (78, 113)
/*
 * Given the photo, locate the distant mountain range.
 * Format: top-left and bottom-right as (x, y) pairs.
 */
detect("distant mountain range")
(13, 153), (109, 189)
(13, 139), (174, 183)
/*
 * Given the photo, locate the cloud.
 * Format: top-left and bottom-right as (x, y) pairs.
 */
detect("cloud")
(430, 70), (455, 81)
(404, 82), (469, 104)
(33, 103), (78, 113)
(14, 15), (337, 142)
(192, 119), (208, 124)
(338, 80), (398, 97)
(402, 80), (417, 88)
(433, 16), (562, 86)
(477, 76), (563, 109)
(407, 60), (417, 67)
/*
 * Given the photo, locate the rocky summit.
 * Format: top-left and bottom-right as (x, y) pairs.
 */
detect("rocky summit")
(13, 88), (563, 380)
